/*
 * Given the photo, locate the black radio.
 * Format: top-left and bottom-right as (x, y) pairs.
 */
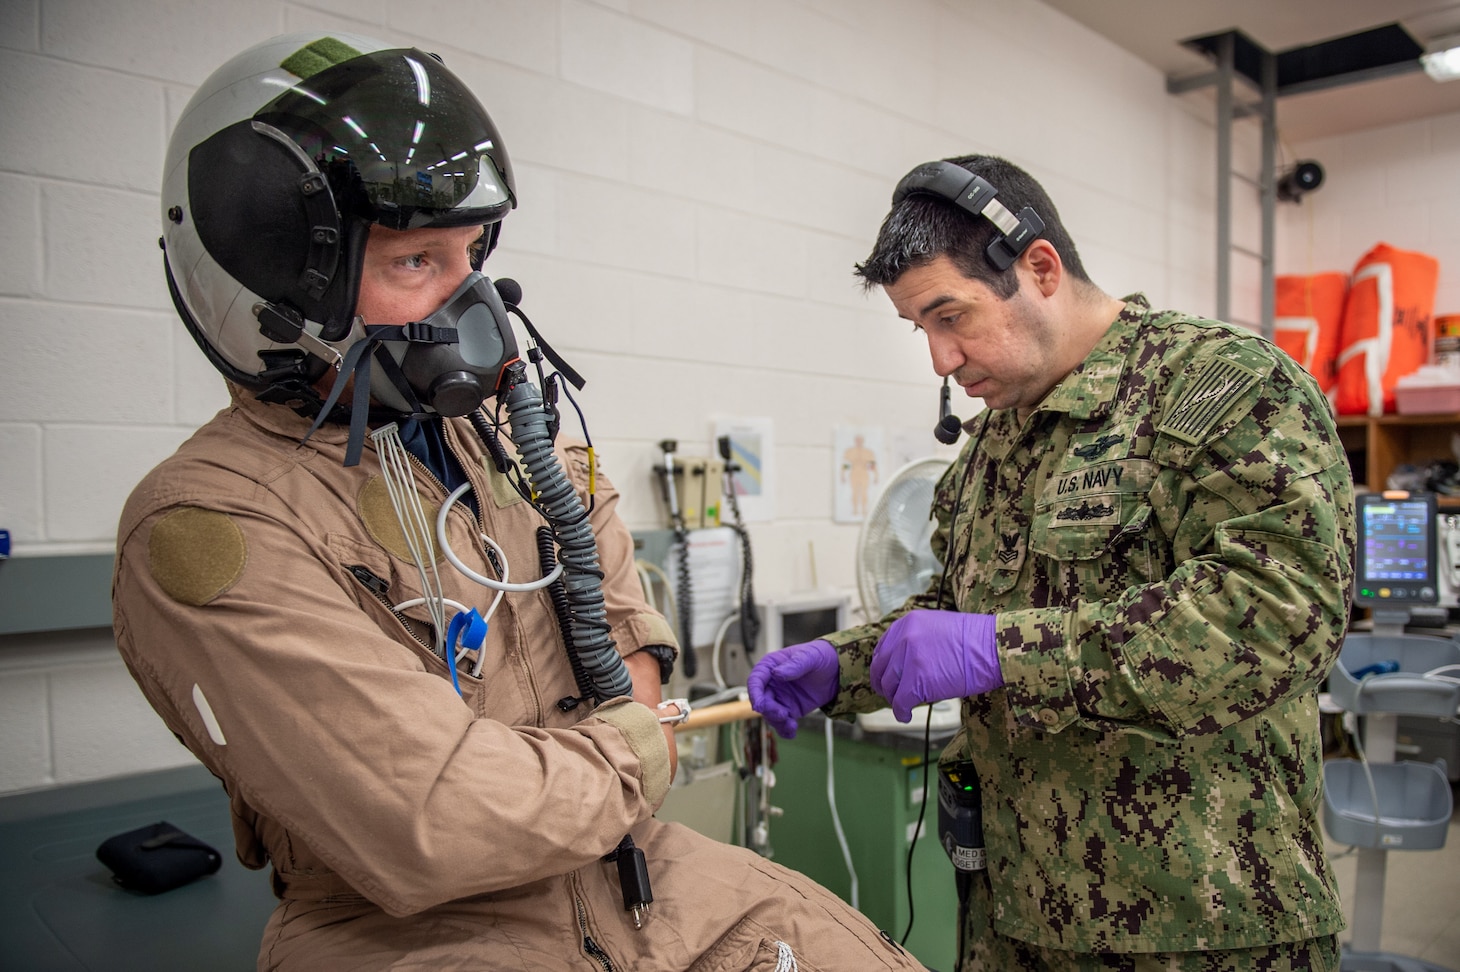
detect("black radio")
(937, 757), (985, 905)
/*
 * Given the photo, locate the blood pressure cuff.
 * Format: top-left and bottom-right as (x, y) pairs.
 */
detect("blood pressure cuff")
(96, 821), (222, 894)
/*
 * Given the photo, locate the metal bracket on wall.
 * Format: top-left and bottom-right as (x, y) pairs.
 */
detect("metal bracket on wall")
(1166, 25), (1425, 337)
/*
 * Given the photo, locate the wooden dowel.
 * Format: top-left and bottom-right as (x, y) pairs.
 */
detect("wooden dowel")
(674, 698), (756, 732)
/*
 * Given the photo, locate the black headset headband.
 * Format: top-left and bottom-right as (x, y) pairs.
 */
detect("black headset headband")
(892, 161), (1046, 271)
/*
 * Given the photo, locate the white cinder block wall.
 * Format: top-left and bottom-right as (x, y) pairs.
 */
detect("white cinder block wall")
(1277, 110), (1460, 316)
(0, 0), (1254, 794)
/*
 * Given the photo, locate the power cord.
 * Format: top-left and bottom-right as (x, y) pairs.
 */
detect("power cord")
(825, 719), (859, 910)
(900, 704), (936, 946)
(899, 415), (988, 947)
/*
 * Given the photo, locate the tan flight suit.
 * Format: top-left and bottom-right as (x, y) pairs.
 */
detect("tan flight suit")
(114, 385), (921, 971)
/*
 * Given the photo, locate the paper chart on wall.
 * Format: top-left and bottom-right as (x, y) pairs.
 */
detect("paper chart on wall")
(712, 417), (775, 522)
(663, 526), (742, 648)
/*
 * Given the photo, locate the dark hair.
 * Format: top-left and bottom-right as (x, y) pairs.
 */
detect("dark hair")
(854, 155), (1090, 297)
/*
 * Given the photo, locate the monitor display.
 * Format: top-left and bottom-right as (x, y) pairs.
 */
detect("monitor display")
(758, 592), (851, 654)
(1354, 492), (1438, 608)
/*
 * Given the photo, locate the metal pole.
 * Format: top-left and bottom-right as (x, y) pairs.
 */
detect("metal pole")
(1216, 33), (1233, 324)
(1260, 48), (1277, 340)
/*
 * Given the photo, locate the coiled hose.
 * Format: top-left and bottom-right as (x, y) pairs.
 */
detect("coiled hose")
(723, 476), (760, 654)
(503, 380), (631, 701)
(538, 525), (593, 708)
(673, 527), (696, 678)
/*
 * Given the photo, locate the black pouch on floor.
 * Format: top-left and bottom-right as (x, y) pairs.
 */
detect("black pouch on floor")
(96, 821), (222, 894)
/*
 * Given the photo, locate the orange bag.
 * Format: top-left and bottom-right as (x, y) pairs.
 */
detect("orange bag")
(1335, 243), (1441, 416)
(1274, 272), (1347, 397)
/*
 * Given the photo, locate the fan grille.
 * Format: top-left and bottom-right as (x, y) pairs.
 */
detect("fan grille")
(856, 457), (950, 619)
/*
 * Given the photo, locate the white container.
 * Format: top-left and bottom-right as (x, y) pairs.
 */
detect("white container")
(1395, 364), (1460, 414)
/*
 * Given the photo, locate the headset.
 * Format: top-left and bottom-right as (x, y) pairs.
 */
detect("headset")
(894, 160), (1047, 443)
(891, 160), (1046, 271)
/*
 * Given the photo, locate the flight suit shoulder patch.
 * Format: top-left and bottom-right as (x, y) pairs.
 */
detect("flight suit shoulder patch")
(1157, 354), (1263, 445)
(147, 507), (246, 606)
(359, 476), (442, 563)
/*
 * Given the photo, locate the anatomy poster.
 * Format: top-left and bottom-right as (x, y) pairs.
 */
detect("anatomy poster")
(834, 425), (884, 523)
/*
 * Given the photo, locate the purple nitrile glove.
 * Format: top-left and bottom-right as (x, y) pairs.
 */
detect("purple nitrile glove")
(870, 611), (1002, 723)
(747, 639), (840, 739)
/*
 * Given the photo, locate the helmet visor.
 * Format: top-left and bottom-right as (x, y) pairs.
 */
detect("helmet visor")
(255, 48), (513, 230)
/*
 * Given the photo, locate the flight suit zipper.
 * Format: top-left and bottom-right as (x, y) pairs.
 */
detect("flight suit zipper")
(346, 564), (436, 654)
(573, 879), (615, 971)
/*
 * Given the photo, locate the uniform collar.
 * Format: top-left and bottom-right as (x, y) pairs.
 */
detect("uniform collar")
(227, 382), (355, 449)
(1030, 293), (1150, 422)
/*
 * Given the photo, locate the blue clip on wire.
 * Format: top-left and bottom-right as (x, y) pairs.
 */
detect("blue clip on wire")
(444, 608), (488, 697)
(1350, 660), (1400, 680)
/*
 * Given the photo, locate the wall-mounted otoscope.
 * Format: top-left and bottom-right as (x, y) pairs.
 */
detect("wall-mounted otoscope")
(656, 439), (697, 677)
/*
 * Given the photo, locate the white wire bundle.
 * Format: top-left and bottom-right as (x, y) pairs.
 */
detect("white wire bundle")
(370, 423), (449, 658)
(436, 483), (563, 593)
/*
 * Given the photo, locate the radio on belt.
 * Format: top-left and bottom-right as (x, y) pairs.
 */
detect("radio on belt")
(938, 757), (986, 903)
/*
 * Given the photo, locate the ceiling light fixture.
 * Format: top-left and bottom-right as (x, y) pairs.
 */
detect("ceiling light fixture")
(1421, 32), (1460, 82)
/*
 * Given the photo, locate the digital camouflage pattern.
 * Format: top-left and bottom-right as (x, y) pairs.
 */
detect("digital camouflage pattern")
(824, 295), (1354, 954)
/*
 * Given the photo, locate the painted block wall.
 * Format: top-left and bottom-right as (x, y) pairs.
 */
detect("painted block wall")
(0, 0), (1243, 793)
(1277, 110), (1460, 316)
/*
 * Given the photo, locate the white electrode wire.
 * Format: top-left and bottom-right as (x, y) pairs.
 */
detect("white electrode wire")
(392, 597), (478, 666)
(825, 720), (859, 910)
(692, 685), (748, 708)
(638, 558), (673, 590)
(711, 613), (737, 690)
(436, 482), (564, 592)
(1345, 709), (1384, 847)
(393, 597), (470, 619)
(636, 564), (656, 609)
(1422, 663), (1460, 684)
(371, 424), (447, 656)
(468, 532), (512, 676)
(1420, 664), (1460, 724)
(637, 559), (679, 634)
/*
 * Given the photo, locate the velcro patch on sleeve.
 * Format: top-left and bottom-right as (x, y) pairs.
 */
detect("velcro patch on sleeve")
(1158, 356), (1262, 445)
(147, 507), (247, 606)
(594, 699), (671, 806)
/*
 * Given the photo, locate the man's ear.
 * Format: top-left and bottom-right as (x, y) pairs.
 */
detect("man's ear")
(1020, 239), (1062, 296)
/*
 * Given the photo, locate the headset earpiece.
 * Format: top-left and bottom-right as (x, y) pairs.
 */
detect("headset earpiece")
(892, 160), (1045, 271)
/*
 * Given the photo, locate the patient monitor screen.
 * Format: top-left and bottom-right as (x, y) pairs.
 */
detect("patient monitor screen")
(1355, 492), (1438, 607)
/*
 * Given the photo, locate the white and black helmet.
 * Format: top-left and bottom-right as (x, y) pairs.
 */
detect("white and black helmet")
(161, 32), (517, 417)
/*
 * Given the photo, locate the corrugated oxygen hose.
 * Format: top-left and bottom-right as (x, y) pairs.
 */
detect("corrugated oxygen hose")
(502, 381), (631, 701)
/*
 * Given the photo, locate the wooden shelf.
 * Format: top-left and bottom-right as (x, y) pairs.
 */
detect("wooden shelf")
(1335, 412), (1460, 499)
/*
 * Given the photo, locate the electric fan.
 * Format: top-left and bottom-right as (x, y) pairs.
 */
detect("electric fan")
(854, 456), (963, 733)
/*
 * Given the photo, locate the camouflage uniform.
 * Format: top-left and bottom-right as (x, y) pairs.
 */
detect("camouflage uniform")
(824, 295), (1353, 957)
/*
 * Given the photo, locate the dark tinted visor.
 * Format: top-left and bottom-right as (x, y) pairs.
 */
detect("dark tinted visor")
(256, 48), (514, 230)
